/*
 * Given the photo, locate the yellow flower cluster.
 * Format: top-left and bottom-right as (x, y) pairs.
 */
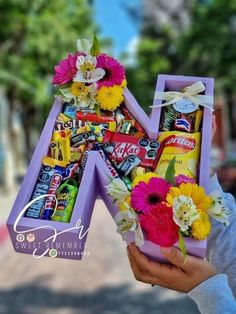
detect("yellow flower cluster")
(166, 183), (212, 240)
(96, 85), (124, 111)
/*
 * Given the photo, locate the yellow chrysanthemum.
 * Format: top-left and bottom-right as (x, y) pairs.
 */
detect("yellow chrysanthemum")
(191, 211), (211, 240)
(166, 183), (212, 212)
(96, 85), (124, 111)
(132, 172), (158, 188)
(70, 82), (88, 98)
(118, 196), (131, 211)
(121, 79), (127, 89)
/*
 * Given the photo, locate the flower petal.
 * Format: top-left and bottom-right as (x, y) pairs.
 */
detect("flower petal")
(77, 38), (92, 54)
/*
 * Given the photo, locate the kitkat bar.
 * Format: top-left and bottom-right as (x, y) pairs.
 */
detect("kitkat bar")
(102, 130), (160, 169)
(76, 111), (115, 123)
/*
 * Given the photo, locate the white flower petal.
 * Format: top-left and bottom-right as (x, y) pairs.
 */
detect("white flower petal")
(76, 55), (97, 70)
(73, 70), (86, 83)
(106, 178), (130, 204)
(208, 190), (231, 225)
(77, 38), (92, 54)
(85, 68), (105, 83)
(173, 195), (199, 232)
(114, 209), (144, 246)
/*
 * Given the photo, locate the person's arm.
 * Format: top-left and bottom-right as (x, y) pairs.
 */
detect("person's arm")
(127, 244), (236, 314)
(206, 174), (236, 297)
(188, 274), (236, 314)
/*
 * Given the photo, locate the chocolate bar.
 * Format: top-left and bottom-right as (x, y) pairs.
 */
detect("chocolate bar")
(102, 131), (160, 169)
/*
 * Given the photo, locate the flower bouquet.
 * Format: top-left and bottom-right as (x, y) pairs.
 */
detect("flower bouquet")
(52, 36), (126, 112)
(107, 158), (231, 258)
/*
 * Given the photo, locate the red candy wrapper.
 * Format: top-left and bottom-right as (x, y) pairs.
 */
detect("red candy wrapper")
(102, 130), (160, 169)
(76, 111), (115, 123)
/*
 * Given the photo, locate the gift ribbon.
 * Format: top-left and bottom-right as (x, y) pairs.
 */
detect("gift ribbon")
(151, 81), (214, 111)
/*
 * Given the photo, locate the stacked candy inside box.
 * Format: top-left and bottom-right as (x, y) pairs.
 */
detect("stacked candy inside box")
(155, 94), (203, 182)
(24, 103), (160, 223)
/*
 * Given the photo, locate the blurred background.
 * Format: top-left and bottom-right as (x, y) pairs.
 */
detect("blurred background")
(0, 0), (236, 313)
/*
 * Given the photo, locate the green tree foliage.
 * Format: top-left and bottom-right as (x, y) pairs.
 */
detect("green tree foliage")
(126, 0), (236, 124)
(177, 0), (236, 138)
(0, 0), (93, 152)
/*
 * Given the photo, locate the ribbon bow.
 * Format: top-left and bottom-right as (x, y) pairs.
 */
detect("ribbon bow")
(152, 81), (214, 111)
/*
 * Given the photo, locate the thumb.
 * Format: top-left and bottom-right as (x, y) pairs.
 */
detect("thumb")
(160, 246), (195, 270)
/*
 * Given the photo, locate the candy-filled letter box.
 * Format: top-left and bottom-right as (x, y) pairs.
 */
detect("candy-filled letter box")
(7, 38), (229, 262)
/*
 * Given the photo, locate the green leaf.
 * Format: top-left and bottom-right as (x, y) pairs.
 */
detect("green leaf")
(94, 102), (101, 116)
(90, 35), (100, 56)
(165, 157), (176, 184)
(178, 231), (187, 264)
(59, 88), (73, 99)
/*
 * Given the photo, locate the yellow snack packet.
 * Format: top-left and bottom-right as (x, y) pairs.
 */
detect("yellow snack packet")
(42, 156), (68, 168)
(51, 130), (71, 162)
(57, 113), (71, 122)
(155, 131), (201, 179)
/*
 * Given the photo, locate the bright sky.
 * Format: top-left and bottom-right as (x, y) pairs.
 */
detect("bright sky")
(94, 0), (141, 58)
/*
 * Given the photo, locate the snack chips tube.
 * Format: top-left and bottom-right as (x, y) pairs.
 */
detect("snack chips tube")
(52, 179), (78, 223)
(24, 164), (54, 219)
(155, 131), (201, 179)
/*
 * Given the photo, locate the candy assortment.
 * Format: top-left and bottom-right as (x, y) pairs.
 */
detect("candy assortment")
(25, 101), (161, 223)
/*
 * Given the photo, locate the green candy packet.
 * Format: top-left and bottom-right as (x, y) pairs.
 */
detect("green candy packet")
(52, 178), (78, 223)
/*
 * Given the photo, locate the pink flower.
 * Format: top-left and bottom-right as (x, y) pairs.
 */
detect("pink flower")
(130, 177), (172, 214)
(52, 53), (81, 85)
(175, 175), (196, 186)
(96, 53), (125, 88)
(140, 202), (179, 247)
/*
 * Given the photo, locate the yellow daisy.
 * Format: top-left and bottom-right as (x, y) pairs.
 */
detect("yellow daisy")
(132, 172), (158, 188)
(191, 211), (211, 240)
(70, 82), (88, 98)
(96, 85), (124, 111)
(166, 183), (212, 212)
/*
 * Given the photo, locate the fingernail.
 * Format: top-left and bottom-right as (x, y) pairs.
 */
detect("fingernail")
(160, 247), (172, 254)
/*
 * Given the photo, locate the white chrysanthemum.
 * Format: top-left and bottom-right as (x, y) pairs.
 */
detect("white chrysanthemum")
(173, 195), (200, 232)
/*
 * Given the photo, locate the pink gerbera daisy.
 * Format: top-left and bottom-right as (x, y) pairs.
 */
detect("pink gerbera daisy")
(139, 202), (179, 247)
(52, 53), (81, 85)
(130, 177), (172, 214)
(96, 53), (125, 88)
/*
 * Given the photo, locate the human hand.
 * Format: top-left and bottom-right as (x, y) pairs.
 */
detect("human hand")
(127, 243), (217, 293)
